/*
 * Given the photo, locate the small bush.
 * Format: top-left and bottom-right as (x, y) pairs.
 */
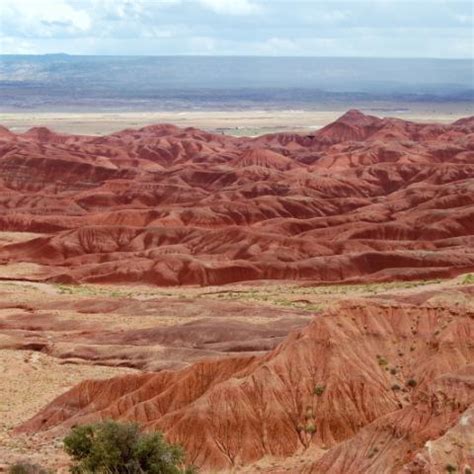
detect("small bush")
(461, 274), (474, 285)
(304, 422), (317, 434)
(390, 368), (397, 375)
(8, 463), (48, 474)
(64, 420), (196, 474)
(313, 384), (326, 396)
(377, 356), (388, 367)
(391, 384), (401, 391)
(445, 464), (456, 473)
(406, 379), (417, 388)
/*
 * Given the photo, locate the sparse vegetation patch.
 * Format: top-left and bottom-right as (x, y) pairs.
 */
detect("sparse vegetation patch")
(313, 384), (326, 396)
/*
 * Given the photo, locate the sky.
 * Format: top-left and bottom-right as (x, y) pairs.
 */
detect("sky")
(0, 0), (473, 58)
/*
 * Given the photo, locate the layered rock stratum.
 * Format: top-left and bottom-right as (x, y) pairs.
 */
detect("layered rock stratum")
(0, 110), (473, 286)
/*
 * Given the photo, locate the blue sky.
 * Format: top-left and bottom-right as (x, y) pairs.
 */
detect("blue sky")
(1, 0), (473, 58)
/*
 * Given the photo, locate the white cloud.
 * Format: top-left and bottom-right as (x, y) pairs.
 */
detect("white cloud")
(198, 0), (262, 15)
(453, 14), (472, 25)
(256, 37), (343, 57)
(319, 10), (349, 23)
(93, 0), (181, 21)
(1, 0), (91, 37)
(0, 37), (38, 54)
(0, 0), (471, 58)
(304, 9), (349, 25)
(0, 0), (186, 41)
(256, 37), (299, 55)
(188, 35), (217, 53)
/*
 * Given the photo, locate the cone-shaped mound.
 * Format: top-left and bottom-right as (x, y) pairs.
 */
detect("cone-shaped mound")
(234, 148), (295, 170)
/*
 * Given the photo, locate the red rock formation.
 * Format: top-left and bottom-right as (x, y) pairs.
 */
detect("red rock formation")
(18, 301), (474, 472)
(0, 111), (473, 285)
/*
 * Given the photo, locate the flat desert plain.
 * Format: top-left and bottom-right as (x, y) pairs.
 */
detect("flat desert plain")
(0, 102), (472, 136)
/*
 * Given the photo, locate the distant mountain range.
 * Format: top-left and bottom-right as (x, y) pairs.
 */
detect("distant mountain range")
(0, 55), (472, 111)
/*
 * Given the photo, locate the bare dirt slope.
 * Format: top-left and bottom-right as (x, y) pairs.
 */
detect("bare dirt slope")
(0, 278), (316, 469)
(14, 277), (474, 473)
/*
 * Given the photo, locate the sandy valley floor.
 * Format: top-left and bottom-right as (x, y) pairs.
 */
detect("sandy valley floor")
(0, 103), (472, 136)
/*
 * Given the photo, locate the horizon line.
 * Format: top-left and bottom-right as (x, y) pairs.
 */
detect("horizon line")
(1, 53), (472, 61)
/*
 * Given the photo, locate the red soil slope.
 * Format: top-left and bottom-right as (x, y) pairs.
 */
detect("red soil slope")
(0, 110), (473, 285)
(18, 299), (474, 472)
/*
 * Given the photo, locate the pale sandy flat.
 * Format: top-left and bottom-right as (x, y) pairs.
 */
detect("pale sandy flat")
(0, 103), (472, 136)
(0, 231), (46, 245)
(0, 349), (138, 469)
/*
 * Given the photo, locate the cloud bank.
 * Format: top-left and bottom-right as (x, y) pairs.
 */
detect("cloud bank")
(0, 0), (472, 58)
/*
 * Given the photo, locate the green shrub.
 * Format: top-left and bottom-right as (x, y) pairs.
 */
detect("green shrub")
(461, 274), (474, 285)
(63, 420), (196, 474)
(406, 379), (417, 388)
(313, 384), (326, 396)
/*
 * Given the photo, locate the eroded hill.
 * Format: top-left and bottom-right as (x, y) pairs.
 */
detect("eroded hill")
(16, 282), (474, 473)
(0, 110), (473, 286)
